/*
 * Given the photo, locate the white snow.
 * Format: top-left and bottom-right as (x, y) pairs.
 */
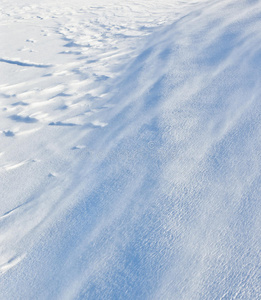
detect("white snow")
(1, 0), (261, 299)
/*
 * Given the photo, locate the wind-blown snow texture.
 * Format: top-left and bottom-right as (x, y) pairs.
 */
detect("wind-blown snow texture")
(1, 0), (261, 299)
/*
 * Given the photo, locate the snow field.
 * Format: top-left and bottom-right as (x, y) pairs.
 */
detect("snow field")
(1, 0), (261, 299)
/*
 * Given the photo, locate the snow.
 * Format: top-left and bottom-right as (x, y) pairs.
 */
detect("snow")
(1, 0), (261, 299)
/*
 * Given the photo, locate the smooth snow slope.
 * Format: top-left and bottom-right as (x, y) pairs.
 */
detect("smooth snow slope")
(1, 0), (261, 299)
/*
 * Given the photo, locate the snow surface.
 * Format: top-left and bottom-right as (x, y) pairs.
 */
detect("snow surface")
(1, 0), (261, 299)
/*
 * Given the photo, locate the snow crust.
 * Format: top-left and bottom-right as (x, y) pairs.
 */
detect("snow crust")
(1, 0), (261, 299)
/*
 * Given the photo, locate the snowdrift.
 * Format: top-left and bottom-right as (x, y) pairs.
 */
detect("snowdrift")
(1, 0), (261, 299)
